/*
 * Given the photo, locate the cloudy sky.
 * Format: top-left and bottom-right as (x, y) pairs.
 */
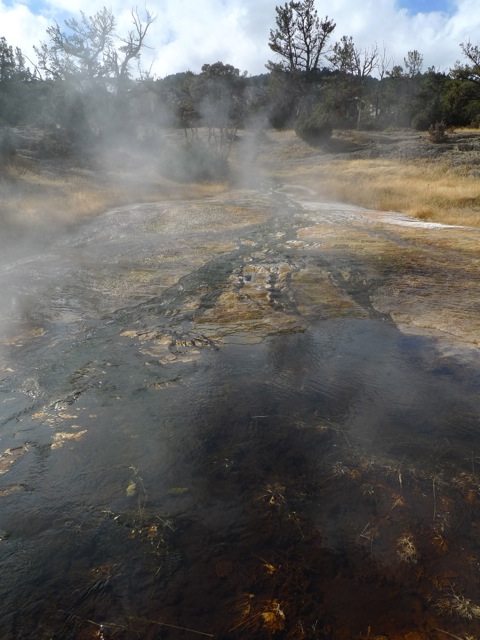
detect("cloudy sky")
(0, 0), (478, 78)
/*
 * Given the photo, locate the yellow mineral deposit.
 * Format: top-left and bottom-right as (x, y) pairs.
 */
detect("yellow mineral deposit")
(0, 484), (25, 496)
(0, 444), (29, 474)
(51, 430), (87, 449)
(291, 266), (364, 320)
(126, 480), (137, 497)
(31, 412), (46, 420)
(2, 327), (45, 347)
(197, 261), (307, 336)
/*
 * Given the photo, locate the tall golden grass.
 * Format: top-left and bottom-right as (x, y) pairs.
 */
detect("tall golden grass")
(0, 154), (227, 230)
(296, 158), (480, 227)
(264, 129), (480, 228)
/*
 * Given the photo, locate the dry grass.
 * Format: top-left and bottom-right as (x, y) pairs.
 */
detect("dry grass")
(4, 128), (480, 230)
(1, 173), (115, 227)
(261, 128), (480, 228)
(0, 154), (227, 231)
(303, 158), (480, 227)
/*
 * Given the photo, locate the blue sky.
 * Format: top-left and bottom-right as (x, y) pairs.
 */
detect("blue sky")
(0, 0), (477, 78)
(398, 0), (454, 13)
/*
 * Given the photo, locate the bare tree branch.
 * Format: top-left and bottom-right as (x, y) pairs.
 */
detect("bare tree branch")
(267, 0), (335, 77)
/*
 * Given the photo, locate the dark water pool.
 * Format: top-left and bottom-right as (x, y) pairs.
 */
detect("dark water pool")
(1, 317), (479, 638)
(1, 199), (480, 639)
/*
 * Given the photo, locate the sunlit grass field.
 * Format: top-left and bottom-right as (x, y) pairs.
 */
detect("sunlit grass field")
(268, 128), (480, 228)
(294, 157), (480, 228)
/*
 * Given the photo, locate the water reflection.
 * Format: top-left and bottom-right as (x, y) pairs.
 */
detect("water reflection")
(0, 197), (480, 638)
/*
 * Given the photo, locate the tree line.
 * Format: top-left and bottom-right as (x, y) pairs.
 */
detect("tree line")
(1, 0), (480, 158)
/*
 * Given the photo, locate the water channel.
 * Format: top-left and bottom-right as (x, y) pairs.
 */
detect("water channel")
(1, 187), (480, 639)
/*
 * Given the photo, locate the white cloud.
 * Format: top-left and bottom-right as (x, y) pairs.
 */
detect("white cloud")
(0, 3), (49, 64)
(1, 0), (480, 78)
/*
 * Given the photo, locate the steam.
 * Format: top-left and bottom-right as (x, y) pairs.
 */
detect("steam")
(0, 62), (278, 372)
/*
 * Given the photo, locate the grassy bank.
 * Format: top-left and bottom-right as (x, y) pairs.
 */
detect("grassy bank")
(296, 157), (480, 227)
(0, 147), (227, 232)
(264, 128), (480, 228)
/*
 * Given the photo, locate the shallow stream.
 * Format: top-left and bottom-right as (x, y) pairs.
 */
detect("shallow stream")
(1, 189), (480, 639)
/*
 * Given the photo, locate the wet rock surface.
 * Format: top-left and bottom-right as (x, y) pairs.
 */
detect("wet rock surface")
(0, 183), (479, 639)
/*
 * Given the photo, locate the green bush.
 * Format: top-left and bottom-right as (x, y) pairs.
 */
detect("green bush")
(269, 101), (295, 129)
(294, 107), (332, 146)
(411, 112), (431, 131)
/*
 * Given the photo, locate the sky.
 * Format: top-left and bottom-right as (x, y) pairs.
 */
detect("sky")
(0, 0), (478, 78)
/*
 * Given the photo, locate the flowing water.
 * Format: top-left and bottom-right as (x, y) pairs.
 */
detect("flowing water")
(1, 188), (480, 639)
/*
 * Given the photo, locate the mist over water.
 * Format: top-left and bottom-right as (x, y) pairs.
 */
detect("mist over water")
(0, 149), (480, 638)
(1, 5), (480, 631)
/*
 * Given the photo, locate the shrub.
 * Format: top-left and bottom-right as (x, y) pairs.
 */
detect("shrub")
(428, 121), (448, 143)
(159, 138), (229, 183)
(469, 113), (480, 128)
(269, 102), (295, 130)
(36, 127), (73, 157)
(294, 107), (332, 146)
(411, 112), (431, 131)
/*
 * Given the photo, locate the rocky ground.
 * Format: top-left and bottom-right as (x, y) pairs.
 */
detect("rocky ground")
(244, 126), (480, 178)
(328, 127), (480, 168)
(9, 123), (480, 169)
(246, 128), (480, 352)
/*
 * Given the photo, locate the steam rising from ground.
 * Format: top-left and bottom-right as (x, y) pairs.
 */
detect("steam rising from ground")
(0, 120), (266, 363)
